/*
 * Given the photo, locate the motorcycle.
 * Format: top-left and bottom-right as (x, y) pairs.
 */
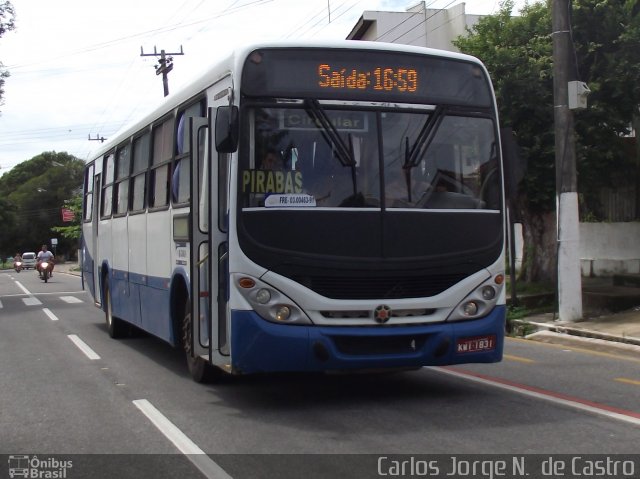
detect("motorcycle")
(39, 261), (53, 283)
(14, 261), (22, 273)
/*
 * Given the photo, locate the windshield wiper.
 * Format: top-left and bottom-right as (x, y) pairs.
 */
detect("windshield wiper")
(396, 106), (446, 204)
(304, 99), (358, 197)
(404, 105), (445, 168)
(304, 99), (356, 168)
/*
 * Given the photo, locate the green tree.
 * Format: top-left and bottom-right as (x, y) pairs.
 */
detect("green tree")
(454, 0), (640, 283)
(571, 0), (640, 215)
(0, 152), (84, 259)
(0, 195), (17, 261)
(0, 0), (16, 111)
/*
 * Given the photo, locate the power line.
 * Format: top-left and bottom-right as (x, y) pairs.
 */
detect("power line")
(0, 122), (122, 140)
(289, 0), (356, 39)
(5, 0), (274, 72)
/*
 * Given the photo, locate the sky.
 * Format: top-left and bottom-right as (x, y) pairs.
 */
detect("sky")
(0, 0), (514, 174)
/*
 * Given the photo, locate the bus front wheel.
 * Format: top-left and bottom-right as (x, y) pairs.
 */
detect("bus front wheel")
(181, 302), (222, 383)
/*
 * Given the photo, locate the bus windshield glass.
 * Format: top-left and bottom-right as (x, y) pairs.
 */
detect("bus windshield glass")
(239, 104), (500, 210)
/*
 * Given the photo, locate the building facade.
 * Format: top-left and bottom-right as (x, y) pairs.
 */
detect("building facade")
(346, 1), (482, 52)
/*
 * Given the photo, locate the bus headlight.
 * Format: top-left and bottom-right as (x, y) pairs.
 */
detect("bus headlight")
(275, 306), (291, 322)
(481, 286), (496, 300)
(234, 274), (312, 325)
(256, 288), (271, 304)
(448, 275), (504, 322)
(462, 301), (479, 316)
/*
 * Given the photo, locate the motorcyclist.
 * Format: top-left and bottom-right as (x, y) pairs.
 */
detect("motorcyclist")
(36, 244), (55, 277)
(13, 253), (22, 271)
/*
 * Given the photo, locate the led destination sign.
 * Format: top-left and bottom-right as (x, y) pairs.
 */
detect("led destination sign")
(317, 63), (418, 94)
(242, 48), (493, 107)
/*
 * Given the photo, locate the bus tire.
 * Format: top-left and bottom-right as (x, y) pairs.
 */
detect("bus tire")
(182, 301), (223, 383)
(104, 281), (127, 338)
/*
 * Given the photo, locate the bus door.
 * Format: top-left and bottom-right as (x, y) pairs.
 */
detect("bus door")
(189, 115), (212, 362)
(189, 81), (232, 368)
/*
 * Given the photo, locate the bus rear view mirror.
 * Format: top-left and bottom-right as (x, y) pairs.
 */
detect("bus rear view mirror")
(215, 106), (239, 153)
(500, 127), (526, 204)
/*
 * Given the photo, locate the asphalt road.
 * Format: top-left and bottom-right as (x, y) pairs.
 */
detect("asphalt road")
(1, 270), (639, 479)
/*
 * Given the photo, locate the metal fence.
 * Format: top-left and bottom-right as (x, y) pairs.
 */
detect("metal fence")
(598, 185), (638, 222)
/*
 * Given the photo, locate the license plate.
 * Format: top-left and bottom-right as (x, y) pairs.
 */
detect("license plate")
(456, 335), (496, 353)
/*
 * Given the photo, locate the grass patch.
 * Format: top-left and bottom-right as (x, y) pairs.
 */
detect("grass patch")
(506, 278), (555, 296)
(506, 303), (554, 337)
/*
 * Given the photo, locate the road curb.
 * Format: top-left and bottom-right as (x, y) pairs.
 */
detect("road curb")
(513, 319), (640, 347)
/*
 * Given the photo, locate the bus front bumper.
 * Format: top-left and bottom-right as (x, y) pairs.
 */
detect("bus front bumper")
(229, 306), (506, 374)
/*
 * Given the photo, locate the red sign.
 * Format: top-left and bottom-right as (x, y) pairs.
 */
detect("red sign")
(61, 208), (75, 222)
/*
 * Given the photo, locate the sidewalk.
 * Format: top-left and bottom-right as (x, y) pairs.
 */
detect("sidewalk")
(507, 274), (640, 356)
(515, 311), (640, 351)
(56, 261), (81, 277)
(513, 304), (640, 358)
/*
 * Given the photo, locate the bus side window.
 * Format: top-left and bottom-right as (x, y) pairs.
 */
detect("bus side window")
(83, 163), (95, 222)
(172, 101), (204, 204)
(115, 144), (131, 215)
(150, 116), (174, 209)
(131, 132), (150, 212)
(101, 152), (115, 218)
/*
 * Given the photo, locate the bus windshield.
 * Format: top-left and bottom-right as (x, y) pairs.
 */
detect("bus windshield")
(239, 103), (500, 210)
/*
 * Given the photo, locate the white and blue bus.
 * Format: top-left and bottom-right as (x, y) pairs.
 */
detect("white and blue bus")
(82, 40), (508, 382)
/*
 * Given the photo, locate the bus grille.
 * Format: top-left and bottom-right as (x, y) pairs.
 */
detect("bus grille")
(292, 273), (467, 300)
(330, 334), (430, 356)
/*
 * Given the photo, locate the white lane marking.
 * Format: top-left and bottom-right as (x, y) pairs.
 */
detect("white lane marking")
(432, 367), (640, 427)
(0, 291), (86, 299)
(43, 308), (59, 321)
(0, 300), (3, 309)
(60, 296), (83, 304)
(67, 334), (101, 360)
(133, 399), (232, 479)
(23, 297), (42, 306)
(38, 290), (87, 296)
(14, 281), (42, 306)
(14, 281), (31, 295)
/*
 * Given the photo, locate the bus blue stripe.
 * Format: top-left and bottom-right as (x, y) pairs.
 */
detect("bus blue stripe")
(230, 307), (505, 373)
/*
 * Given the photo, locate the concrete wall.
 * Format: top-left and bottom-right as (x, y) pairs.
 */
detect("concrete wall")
(347, 2), (481, 52)
(511, 222), (640, 277)
(580, 222), (640, 276)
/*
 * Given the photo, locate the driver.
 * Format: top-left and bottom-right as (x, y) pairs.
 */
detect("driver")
(36, 244), (55, 277)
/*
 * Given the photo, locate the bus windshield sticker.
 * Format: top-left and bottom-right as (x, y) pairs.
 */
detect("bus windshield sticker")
(280, 110), (368, 132)
(265, 194), (317, 208)
(242, 169), (304, 194)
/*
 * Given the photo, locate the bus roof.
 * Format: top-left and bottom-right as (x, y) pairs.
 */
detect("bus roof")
(88, 40), (487, 162)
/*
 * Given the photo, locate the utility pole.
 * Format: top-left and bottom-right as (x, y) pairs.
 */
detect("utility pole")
(88, 134), (106, 143)
(140, 46), (184, 97)
(552, 0), (582, 322)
